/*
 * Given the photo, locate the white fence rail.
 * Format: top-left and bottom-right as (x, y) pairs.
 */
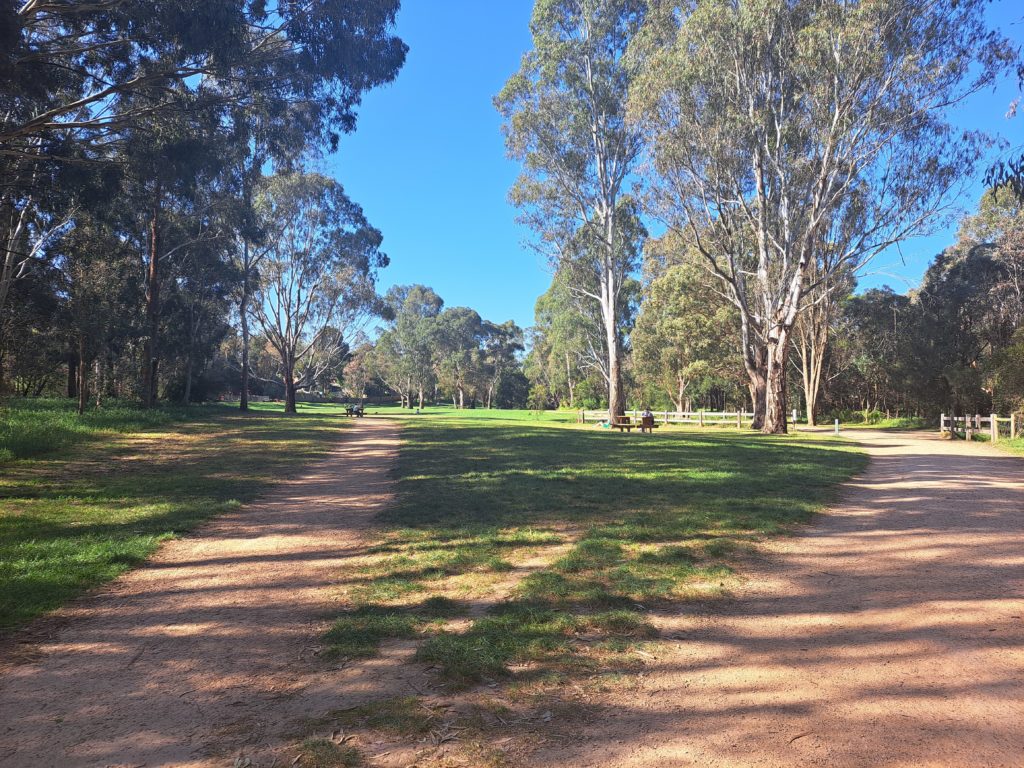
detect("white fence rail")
(940, 412), (1019, 441)
(579, 409), (755, 428)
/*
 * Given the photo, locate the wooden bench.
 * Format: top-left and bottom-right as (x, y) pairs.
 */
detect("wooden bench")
(610, 415), (660, 433)
(639, 415), (660, 434)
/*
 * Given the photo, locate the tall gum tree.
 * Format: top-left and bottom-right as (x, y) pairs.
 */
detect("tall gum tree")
(497, 0), (647, 419)
(250, 172), (386, 413)
(630, 0), (1013, 432)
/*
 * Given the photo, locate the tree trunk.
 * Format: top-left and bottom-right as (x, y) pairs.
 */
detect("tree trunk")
(67, 357), (78, 399)
(142, 185), (161, 409)
(239, 243), (251, 412)
(747, 370), (767, 431)
(763, 332), (791, 434)
(76, 335), (87, 415)
(284, 357), (297, 414)
(95, 358), (102, 408)
(183, 304), (195, 405)
(603, 282), (626, 419)
(458, 385), (465, 410)
(674, 374), (688, 414)
(740, 317), (767, 430)
(799, 345), (817, 427)
(565, 352), (575, 409)
(183, 357), (193, 405)
(418, 386), (424, 409)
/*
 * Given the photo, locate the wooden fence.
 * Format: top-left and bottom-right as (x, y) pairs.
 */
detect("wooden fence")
(940, 413), (1019, 441)
(579, 409), (756, 428)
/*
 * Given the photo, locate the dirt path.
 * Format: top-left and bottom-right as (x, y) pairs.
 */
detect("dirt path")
(0, 418), (402, 768)
(531, 430), (1024, 768)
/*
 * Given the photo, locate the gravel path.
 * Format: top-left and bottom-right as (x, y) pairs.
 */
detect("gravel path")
(530, 430), (1024, 767)
(0, 418), (401, 768)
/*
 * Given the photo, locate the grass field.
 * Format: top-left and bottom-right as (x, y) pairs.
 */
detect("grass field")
(325, 406), (868, 688)
(0, 398), (350, 631)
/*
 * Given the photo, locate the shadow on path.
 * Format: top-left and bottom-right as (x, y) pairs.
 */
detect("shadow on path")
(527, 431), (1024, 768)
(0, 418), (403, 768)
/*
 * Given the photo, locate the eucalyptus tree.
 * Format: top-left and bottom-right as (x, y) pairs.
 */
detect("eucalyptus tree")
(249, 172), (386, 413)
(434, 307), (485, 409)
(632, 256), (738, 413)
(792, 266), (854, 426)
(497, 0), (647, 419)
(2, 1), (407, 162)
(3, 1), (407, 408)
(631, 0), (1012, 432)
(481, 320), (526, 409)
(528, 270), (595, 408)
(371, 285), (444, 408)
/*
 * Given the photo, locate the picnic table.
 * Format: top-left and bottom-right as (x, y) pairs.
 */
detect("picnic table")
(610, 415), (660, 434)
(344, 405), (365, 417)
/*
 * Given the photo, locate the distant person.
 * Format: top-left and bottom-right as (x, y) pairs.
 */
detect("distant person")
(641, 406), (655, 434)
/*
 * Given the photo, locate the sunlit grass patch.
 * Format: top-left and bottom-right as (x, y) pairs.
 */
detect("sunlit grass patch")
(345, 525), (565, 608)
(323, 597), (470, 659)
(416, 602), (579, 687)
(0, 399), (350, 630)
(373, 411), (865, 690)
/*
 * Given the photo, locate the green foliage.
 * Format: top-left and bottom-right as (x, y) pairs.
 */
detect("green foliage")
(632, 253), (743, 411)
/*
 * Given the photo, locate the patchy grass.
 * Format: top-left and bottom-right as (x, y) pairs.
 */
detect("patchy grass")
(995, 436), (1024, 456)
(327, 409), (865, 686)
(0, 399), (350, 631)
(323, 597), (468, 659)
(335, 697), (442, 735)
(299, 738), (363, 768)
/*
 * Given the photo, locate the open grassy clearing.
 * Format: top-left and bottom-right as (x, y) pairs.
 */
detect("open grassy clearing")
(324, 407), (867, 695)
(0, 398), (351, 631)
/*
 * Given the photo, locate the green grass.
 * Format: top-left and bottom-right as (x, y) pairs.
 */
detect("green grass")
(839, 416), (931, 430)
(322, 597), (467, 659)
(329, 409), (866, 686)
(0, 398), (198, 462)
(335, 696), (441, 735)
(299, 738), (363, 768)
(0, 398), (351, 631)
(994, 436), (1024, 456)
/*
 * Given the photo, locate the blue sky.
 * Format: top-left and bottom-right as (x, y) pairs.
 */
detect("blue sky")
(329, 0), (1024, 331)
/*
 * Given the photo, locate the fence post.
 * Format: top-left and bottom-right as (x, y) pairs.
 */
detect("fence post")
(834, 418), (840, 435)
(991, 413), (999, 442)
(664, 410), (669, 425)
(940, 413), (946, 436)
(737, 411), (742, 429)
(699, 411), (705, 428)
(1012, 413), (1018, 440)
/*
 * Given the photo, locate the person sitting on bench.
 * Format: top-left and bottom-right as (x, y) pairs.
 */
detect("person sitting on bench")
(640, 406), (656, 434)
